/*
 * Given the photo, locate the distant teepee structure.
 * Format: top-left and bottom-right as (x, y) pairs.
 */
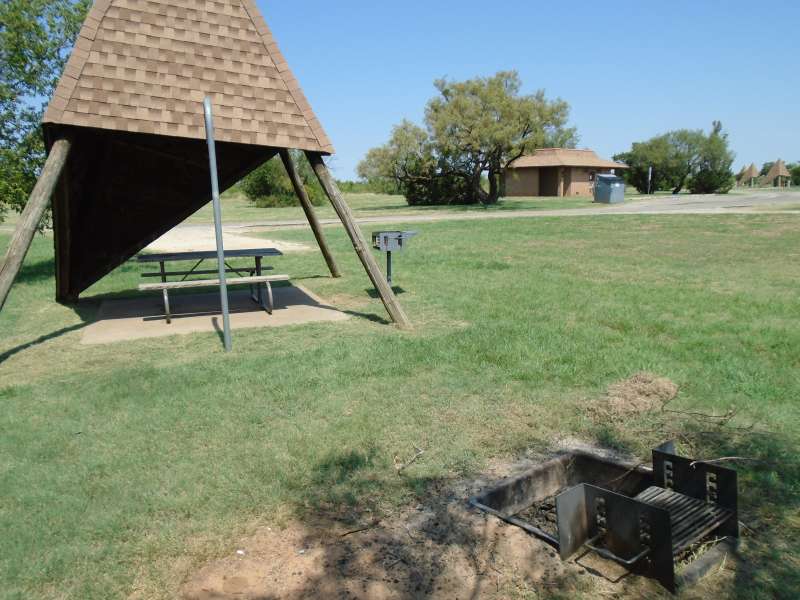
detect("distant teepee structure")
(740, 163), (759, 187)
(763, 160), (791, 188)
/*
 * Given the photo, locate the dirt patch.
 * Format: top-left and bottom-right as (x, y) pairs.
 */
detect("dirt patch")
(600, 372), (678, 417)
(181, 459), (670, 600)
(181, 507), (573, 599)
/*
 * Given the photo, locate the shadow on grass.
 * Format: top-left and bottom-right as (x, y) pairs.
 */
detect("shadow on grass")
(262, 448), (497, 600)
(13, 256), (55, 285)
(700, 427), (800, 599)
(365, 286), (407, 298)
(0, 301), (98, 365)
(0, 321), (87, 365)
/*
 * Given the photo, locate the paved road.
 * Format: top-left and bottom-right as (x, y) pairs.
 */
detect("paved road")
(215, 189), (800, 232)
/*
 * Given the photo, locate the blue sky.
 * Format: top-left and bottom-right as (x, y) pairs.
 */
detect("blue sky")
(258, 0), (799, 180)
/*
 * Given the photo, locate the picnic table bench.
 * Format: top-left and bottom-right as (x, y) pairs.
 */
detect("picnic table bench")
(137, 248), (287, 324)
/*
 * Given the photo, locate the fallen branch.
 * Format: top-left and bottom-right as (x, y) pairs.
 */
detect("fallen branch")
(662, 407), (737, 421)
(385, 554), (405, 569)
(689, 457), (760, 468)
(602, 462), (649, 488)
(340, 518), (382, 537)
(395, 445), (425, 474)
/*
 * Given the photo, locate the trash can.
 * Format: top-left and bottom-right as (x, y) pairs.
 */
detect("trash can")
(594, 174), (625, 204)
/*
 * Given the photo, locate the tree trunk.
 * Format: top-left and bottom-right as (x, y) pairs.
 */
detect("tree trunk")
(486, 170), (500, 204)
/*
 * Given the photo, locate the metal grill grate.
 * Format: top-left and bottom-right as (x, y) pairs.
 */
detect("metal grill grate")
(635, 486), (734, 555)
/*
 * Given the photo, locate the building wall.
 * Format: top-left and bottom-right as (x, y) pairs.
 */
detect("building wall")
(504, 167), (539, 196)
(504, 166), (617, 197)
(565, 167), (593, 196)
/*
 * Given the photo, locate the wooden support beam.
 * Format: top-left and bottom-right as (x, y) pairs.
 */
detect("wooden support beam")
(51, 154), (74, 303)
(279, 149), (340, 278)
(0, 138), (71, 311)
(305, 151), (411, 329)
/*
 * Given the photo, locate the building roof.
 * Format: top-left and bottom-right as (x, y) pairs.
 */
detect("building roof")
(508, 148), (627, 170)
(43, 0), (333, 154)
(764, 159), (791, 180)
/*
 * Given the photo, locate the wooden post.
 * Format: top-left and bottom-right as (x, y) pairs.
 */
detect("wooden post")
(305, 151), (411, 329)
(51, 157), (74, 303)
(279, 149), (341, 278)
(0, 138), (71, 311)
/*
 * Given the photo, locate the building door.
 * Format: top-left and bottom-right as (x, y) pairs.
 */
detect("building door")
(562, 168), (571, 196)
(539, 168), (559, 196)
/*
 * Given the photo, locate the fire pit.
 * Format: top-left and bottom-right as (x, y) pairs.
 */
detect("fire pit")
(469, 442), (740, 592)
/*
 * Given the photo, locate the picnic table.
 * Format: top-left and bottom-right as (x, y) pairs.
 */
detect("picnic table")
(137, 248), (288, 324)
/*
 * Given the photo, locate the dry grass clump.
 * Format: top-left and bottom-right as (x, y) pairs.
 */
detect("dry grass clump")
(601, 372), (679, 417)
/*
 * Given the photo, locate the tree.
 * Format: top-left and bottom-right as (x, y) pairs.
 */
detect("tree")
(358, 72), (577, 205)
(789, 163), (800, 186)
(759, 162), (775, 177)
(0, 0), (90, 222)
(614, 122), (734, 194)
(614, 136), (682, 194)
(688, 121), (735, 194)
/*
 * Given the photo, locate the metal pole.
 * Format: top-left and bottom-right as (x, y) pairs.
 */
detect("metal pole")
(386, 251), (392, 286)
(647, 166), (653, 195)
(203, 97), (232, 352)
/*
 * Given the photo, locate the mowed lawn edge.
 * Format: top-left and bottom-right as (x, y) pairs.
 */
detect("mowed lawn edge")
(1, 213), (799, 599)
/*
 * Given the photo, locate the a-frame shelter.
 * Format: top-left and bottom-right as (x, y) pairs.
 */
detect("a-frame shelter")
(740, 163), (759, 187)
(0, 0), (409, 327)
(763, 160), (791, 188)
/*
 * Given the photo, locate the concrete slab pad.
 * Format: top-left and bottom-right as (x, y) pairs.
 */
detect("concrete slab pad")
(81, 285), (349, 345)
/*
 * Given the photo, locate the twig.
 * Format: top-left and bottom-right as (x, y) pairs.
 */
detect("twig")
(689, 457), (759, 468)
(718, 552), (728, 573)
(340, 518), (381, 537)
(385, 553), (405, 568)
(404, 523), (418, 541)
(395, 445), (425, 473)
(662, 407), (736, 421)
(602, 462), (649, 487)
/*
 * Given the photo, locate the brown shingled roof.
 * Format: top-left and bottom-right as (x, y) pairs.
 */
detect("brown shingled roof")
(740, 163), (759, 180)
(43, 0), (333, 154)
(508, 148), (627, 170)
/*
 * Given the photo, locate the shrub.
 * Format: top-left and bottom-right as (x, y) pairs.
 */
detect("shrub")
(404, 172), (474, 206)
(241, 151), (325, 208)
(336, 179), (402, 195)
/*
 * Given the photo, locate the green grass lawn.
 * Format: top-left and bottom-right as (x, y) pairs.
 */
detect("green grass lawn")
(1, 214), (799, 598)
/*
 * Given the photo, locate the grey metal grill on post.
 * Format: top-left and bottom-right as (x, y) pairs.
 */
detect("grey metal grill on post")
(371, 231), (418, 285)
